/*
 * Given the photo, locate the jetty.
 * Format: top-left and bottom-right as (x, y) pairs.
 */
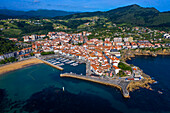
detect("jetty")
(60, 73), (130, 98)
(39, 58), (64, 71)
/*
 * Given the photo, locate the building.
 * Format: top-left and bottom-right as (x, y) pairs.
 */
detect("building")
(114, 37), (122, 42)
(3, 52), (18, 59)
(110, 49), (121, 58)
(163, 33), (170, 39)
(113, 65), (121, 74)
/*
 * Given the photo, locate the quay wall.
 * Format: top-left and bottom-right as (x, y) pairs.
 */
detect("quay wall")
(60, 73), (130, 98)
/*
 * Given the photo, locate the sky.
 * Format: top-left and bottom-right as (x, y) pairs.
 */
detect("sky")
(0, 0), (170, 12)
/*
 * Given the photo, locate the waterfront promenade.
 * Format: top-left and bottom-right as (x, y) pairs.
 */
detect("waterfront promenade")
(60, 73), (130, 98)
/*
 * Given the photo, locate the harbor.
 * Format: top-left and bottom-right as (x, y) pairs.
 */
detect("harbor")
(38, 54), (130, 98)
(39, 58), (64, 71)
(0, 53), (169, 113)
(39, 54), (84, 71)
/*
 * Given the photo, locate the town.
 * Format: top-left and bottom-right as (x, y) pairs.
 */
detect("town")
(1, 29), (170, 81)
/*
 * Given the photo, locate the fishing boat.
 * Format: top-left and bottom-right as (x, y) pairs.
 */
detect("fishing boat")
(158, 91), (163, 94)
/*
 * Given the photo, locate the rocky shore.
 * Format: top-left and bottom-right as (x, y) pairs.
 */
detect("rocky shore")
(127, 76), (156, 92)
(120, 49), (165, 92)
(120, 48), (170, 61)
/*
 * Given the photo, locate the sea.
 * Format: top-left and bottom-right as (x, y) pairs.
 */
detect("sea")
(0, 56), (170, 113)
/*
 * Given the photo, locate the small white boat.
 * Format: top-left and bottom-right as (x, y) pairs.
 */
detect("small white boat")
(65, 62), (71, 64)
(66, 60), (74, 64)
(57, 63), (64, 66)
(61, 60), (66, 62)
(63, 59), (69, 62)
(71, 63), (78, 66)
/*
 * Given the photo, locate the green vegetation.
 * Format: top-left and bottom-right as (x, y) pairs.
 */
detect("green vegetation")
(54, 4), (170, 31)
(139, 47), (165, 52)
(0, 4), (169, 42)
(117, 70), (127, 77)
(0, 38), (18, 55)
(1, 29), (22, 38)
(0, 57), (18, 64)
(118, 62), (132, 72)
(55, 20), (91, 29)
(41, 51), (54, 55)
(76, 43), (83, 46)
(0, 20), (54, 38)
(29, 52), (34, 56)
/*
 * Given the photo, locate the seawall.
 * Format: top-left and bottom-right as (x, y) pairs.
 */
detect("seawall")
(60, 73), (130, 98)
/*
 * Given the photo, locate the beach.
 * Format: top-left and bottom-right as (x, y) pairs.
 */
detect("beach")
(0, 58), (43, 75)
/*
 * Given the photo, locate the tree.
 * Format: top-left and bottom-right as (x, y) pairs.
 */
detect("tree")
(118, 62), (132, 72)
(41, 51), (54, 55)
(30, 52), (34, 56)
(117, 70), (127, 77)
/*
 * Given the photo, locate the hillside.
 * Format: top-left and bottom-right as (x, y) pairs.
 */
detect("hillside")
(106, 4), (170, 27)
(54, 4), (170, 29)
(0, 4), (169, 39)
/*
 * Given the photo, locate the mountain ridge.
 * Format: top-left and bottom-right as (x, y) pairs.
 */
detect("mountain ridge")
(0, 9), (79, 18)
(55, 4), (170, 28)
(0, 4), (169, 29)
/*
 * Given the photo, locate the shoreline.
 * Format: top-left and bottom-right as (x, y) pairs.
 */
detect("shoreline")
(0, 58), (43, 75)
(127, 76), (156, 92)
(124, 54), (170, 62)
(122, 52), (158, 93)
(120, 49), (170, 61)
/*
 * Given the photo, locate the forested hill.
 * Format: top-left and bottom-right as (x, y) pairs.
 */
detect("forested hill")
(54, 4), (170, 28)
(0, 9), (79, 18)
(0, 38), (18, 55)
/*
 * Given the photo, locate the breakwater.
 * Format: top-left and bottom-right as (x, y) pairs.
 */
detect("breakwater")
(60, 73), (130, 98)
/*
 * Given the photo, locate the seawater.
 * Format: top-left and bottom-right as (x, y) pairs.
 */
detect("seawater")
(0, 56), (170, 113)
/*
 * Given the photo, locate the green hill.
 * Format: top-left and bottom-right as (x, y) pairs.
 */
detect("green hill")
(54, 4), (170, 29)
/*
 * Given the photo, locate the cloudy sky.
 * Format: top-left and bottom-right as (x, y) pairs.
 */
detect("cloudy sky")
(0, 0), (169, 12)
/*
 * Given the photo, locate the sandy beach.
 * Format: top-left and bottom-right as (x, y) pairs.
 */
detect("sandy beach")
(0, 58), (43, 75)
